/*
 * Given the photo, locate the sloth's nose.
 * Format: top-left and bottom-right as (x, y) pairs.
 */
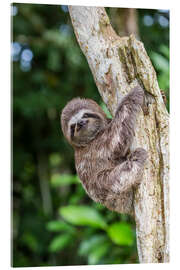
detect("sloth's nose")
(77, 120), (87, 130)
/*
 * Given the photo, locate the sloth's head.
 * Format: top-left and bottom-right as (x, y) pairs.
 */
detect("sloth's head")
(61, 98), (108, 147)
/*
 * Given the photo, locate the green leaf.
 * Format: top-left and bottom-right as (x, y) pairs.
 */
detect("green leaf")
(107, 222), (134, 246)
(88, 243), (110, 265)
(46, 220), (75, 233)
(51, 174), (79, 187)
(59, 205), (107, 229)
(158, 71), (169, 90)
(159, 45), (169, 59)
(150, 52), (169, 72)
(79, 235), (107, 256)
(100, 102), (112, 119)
(48, 234), (71, 253)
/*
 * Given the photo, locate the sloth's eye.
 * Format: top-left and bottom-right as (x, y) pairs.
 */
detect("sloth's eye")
(83, 113), (100, 119)
(83, 113), (89, 118)
(70, 124), (76, 138)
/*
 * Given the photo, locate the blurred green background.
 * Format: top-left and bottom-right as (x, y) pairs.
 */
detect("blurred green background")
(12, 3), (169, 267)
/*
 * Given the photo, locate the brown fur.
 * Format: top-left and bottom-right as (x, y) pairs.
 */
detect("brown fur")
(61, 86), (148, 215)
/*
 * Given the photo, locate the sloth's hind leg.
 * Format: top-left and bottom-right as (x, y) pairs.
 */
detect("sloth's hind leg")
(104, 148), (147, 214)
(104, 189), (134, 215)
(92, 148), (147, 214)
(110, 148), (147, 194)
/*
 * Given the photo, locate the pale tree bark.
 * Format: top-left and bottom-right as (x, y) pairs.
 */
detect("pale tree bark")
(68, 6), (169, 263)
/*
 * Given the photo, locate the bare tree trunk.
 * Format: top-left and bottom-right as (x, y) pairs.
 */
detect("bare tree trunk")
(68, 6), (169, 263)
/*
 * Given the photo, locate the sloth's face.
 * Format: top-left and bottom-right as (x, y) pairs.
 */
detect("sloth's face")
(68, 109), (102, 146)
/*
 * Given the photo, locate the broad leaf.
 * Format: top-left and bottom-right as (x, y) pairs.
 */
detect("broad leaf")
(107, 222), (134, 246)
(150, 51), (169, 72)
(88, 243), (110, 265)
(79, 235), (108, 256)
(48, 234), (71, 253)
(46, 220), (75, 233)
(59, 205), (107, 229)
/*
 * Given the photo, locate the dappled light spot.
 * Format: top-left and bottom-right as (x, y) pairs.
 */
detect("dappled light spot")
(11, 42), (21, 61)
(11, 5), (18, 16)
(61, 5), (68, 13)
(143, 15), (154, 26)
(158, 15), (169, 28)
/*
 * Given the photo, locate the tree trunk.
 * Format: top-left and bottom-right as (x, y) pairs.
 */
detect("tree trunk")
(68, 6), (169, 263)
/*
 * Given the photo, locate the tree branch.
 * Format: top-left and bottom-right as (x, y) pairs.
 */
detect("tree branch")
(69, 6), (169, 263)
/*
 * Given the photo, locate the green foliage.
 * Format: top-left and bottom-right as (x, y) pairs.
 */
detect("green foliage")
(138, 9), (169, 111)
(79, 235), (108, 257)
(51, 174), (80, 187)
(150, 45), (169, 110)
(86, 242), (111, 265)
(101, 102), (112, 118)
(46, 220), (75, 233)
(150, 46), (169, 85)
(107, 222), (134, 246)
(12, 3), (169, 267)
(60, 205), (107, 229)
(48, 234), (72, 253)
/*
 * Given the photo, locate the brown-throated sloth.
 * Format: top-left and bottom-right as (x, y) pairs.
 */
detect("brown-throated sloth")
(61, 86), (147, 215)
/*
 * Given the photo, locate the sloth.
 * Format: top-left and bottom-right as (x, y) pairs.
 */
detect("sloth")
(61, 86), (148, 215)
